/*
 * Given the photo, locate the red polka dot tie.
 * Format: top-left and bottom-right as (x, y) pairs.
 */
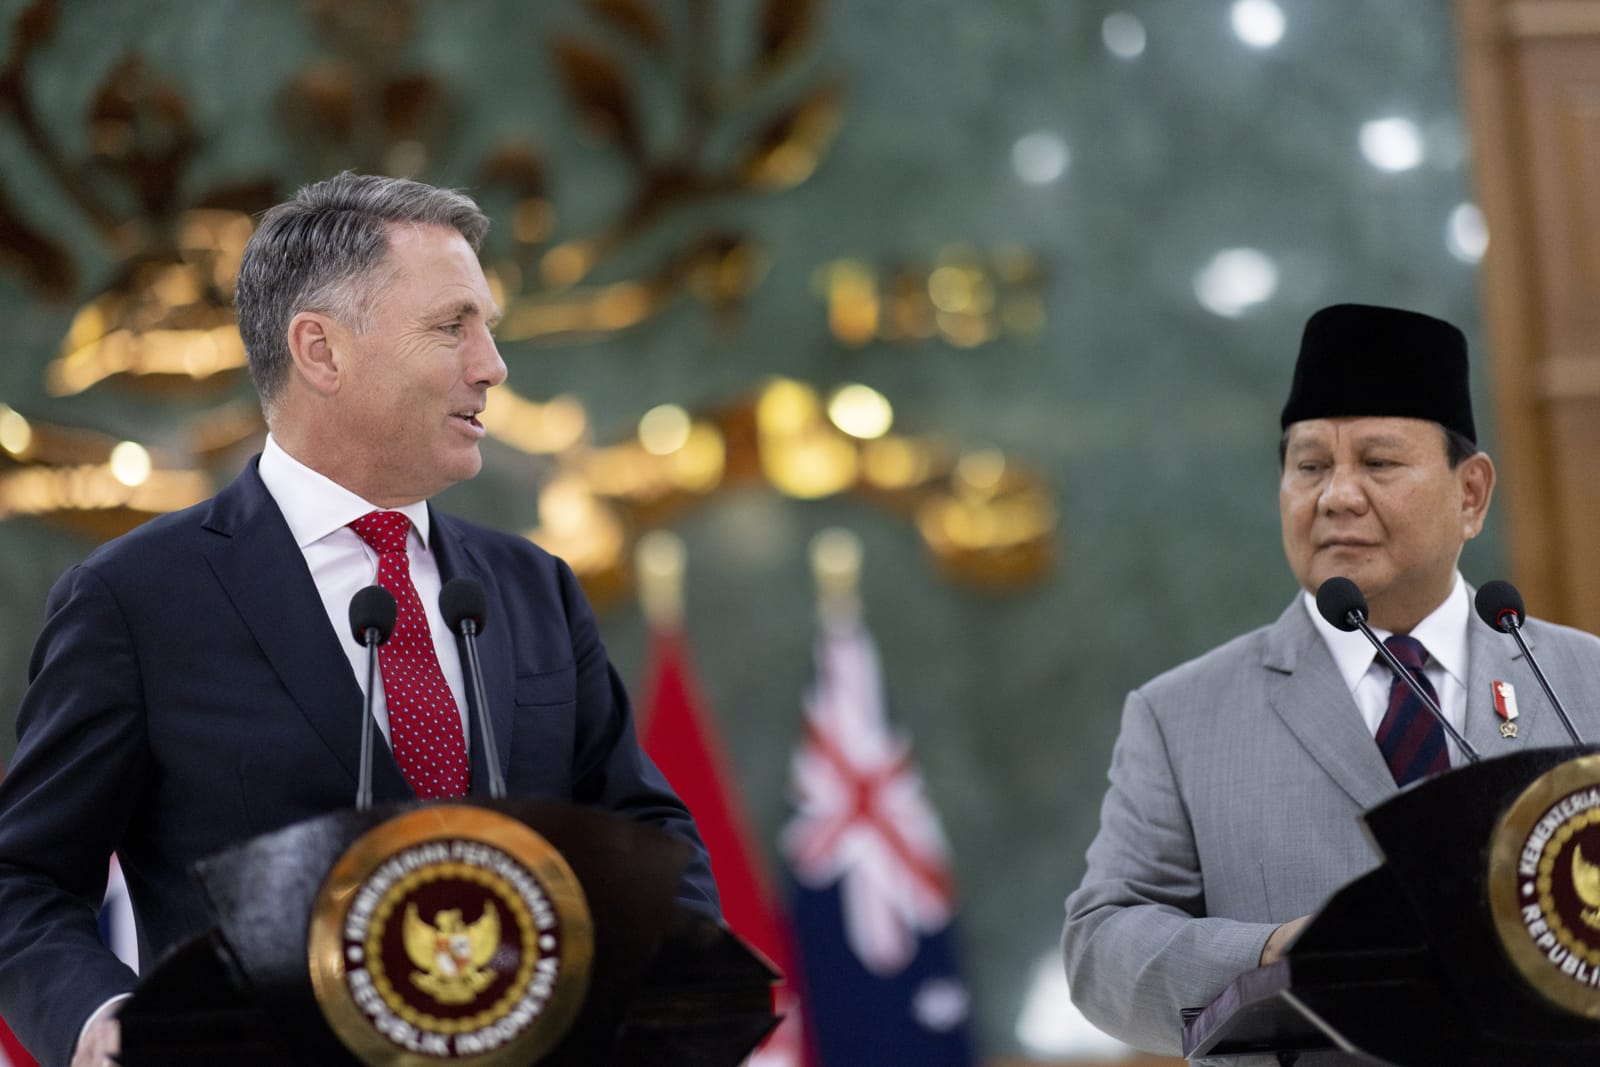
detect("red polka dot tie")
(349, 510), (470, 799)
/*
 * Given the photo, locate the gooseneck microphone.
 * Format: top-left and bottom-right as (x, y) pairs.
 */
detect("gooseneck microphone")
(1474, 579), (1584, 745)
(441, 577), (506, 799)
(349, 585), (398, 811)
(1315, 576), (1480, 765)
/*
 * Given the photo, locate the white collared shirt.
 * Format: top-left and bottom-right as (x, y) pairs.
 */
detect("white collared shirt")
(1302, 573), (1470, 762)
(256, 434), (470, 746)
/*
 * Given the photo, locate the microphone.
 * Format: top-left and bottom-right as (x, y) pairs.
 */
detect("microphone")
(440, 577), (506, 799)
(1474, 580), (1584, 745)
(1314, 577), (1480, 765)
(349, 585), (397, 811)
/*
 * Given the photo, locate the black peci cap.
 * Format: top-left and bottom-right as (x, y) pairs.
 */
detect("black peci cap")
(1280, 303), (1475, 444)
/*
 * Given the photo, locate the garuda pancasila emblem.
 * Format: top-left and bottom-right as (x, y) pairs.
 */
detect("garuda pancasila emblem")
(1575, 844), (1600, 932)
(403, 901), (504, 1004)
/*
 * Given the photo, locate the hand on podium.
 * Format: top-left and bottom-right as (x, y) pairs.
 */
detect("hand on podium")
(1260, 915), (1310, 966)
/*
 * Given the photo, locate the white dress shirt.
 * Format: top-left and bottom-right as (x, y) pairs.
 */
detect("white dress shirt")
(256, 434), (470, 745)
(1303, 572), (1470, 763)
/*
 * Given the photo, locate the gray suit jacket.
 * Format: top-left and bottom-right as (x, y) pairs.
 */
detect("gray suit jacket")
(1062, 593), (1600, 1059)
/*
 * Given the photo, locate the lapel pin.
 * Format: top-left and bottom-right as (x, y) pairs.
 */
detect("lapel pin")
(1493, 680), (1519, 738)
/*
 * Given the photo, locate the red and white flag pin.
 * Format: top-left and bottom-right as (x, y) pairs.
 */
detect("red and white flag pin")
(1492, 680), (1520, 738)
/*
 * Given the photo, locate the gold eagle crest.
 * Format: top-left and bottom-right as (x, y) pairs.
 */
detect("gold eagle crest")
(1576, 844), (1600, 932)
(403, 902), (503, 1004)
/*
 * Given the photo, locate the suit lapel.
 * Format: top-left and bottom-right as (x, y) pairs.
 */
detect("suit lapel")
(1262, 598), (1397, 810)
(200, 462), (414, 802)
(1463, 614), (1565, 752)
(430, 511), (515, 794)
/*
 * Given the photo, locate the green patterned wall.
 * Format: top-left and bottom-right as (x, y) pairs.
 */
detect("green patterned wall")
(0, 0), (1493, 1057)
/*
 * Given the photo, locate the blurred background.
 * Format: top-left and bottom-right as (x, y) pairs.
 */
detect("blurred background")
(2, 0), (1594, 1064)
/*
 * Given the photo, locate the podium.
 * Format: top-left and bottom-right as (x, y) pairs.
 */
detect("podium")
(1182, 745), (1600, 1065)
(116, 799), (780, 1066)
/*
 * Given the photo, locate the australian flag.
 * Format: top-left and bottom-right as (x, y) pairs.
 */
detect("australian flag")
(781, 607), (976, 1066)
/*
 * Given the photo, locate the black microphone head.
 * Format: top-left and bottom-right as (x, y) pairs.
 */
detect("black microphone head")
(1475, 579), (1526, 633)
(1315, 577), (1368, 632)
(440, 577), (487, 636)
(349, 585), (397, 646)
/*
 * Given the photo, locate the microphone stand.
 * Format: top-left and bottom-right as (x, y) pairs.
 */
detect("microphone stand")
(458, 614), (507, 800)
(358, 627), (381, 810)
(1495, 614), (1584, 745)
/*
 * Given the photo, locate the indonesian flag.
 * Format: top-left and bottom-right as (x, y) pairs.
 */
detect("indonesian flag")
(0, 765), (37, 1067)
(0, 1017), (34, 1067)
(640, 629), (807, 1066)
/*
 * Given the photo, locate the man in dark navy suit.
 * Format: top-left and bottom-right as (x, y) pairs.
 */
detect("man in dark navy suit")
(0, 173), (718, 1067)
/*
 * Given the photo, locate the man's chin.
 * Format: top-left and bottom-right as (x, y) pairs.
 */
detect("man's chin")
(1308, 566), (1389, 602)
(445, 441), (485, 473)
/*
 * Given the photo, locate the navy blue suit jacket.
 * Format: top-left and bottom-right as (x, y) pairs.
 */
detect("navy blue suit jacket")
(0, 460), (717, 1066)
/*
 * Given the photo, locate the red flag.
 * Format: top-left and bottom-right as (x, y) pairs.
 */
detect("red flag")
(0, 1020), (35, 1067)
(0, 762), (38, 1067)
(640, 629), (808, 1067)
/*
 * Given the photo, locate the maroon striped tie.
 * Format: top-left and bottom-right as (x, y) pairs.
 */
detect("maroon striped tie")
(349, 510), (470, 799)
(1376, 635), (1449, 786)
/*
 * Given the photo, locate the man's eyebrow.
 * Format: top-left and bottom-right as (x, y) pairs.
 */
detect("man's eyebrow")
(1350, 434), (1410, 451)
(433, 299), (504, 326)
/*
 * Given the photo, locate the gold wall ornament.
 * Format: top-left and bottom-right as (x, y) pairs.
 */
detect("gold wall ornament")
(0, 402), (213, 538)
(490, 0), (842, 342)
(0, 0), (841, 542)
(44, 208), (259, 398)
(814, 245), (1048, 349)
(523, 378), (1055, 607)
(0, 2), (1056, 597)
(308, 805), (594, 1067)
(1489, 754), (1600, 1018)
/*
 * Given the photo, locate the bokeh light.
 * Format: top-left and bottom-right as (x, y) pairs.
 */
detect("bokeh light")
(1231, 0), (1285, 49)
(1447, 202), (1489, 263)
(1193, 247), (1279, 317)
(109, 441), (152, 488)
(1012, 132), (1070, 185)
(1360, 116), (1425, 172)
(1101, 12), (1146, 59)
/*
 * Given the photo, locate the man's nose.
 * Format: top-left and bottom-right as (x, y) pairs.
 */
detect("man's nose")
(472, 330), (507, 388)
(1318, 463), (1367, 512)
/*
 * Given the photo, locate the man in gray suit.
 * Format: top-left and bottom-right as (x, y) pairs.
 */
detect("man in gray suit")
(1062, 303), (1600, 1057)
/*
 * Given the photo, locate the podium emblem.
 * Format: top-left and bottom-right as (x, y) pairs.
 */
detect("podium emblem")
(309, 806), (594, 1065)
(1489, 754), (1600, 1018)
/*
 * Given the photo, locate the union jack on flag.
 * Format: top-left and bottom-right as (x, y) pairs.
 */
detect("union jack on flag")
(782, 611), (975, 1066)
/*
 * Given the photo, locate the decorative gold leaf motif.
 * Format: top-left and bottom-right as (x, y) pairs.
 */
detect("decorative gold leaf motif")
(12, 0), (60, 53)
(584, 0), (667, 51)
(280, 60), (359, 144)
(381, 74), (445, 141)
(0, 183), (73, 297)
(87, 55), (198, 215)
(479, 143), (548, 201)
(737, 81), (844, 190)
(760, 0), (820, 68)
(551, 37), (645, 163)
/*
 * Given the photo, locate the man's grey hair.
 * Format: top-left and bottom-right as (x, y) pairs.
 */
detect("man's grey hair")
(233, 172), (491, 412)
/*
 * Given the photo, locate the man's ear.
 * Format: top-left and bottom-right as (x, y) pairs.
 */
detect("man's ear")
(285, 311), (343, 396)
(1459, 451), (1496, 540)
